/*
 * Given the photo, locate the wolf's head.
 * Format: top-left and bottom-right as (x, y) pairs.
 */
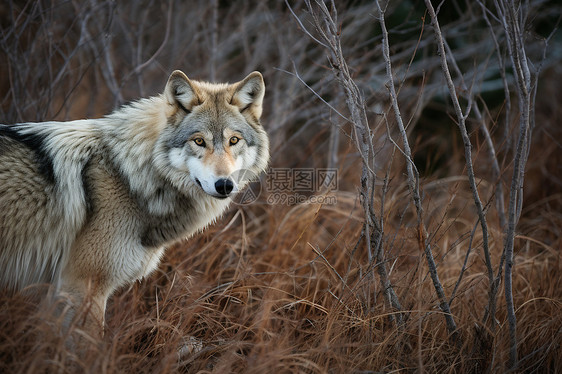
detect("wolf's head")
(158, 70), (269, 199)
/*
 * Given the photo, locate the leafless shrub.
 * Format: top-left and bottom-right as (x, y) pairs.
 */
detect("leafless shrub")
(1, 0), (561, 372)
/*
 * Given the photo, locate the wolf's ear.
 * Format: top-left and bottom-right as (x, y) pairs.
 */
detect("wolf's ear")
(165, 70), (199, 112)
(231, 71), (265, 119)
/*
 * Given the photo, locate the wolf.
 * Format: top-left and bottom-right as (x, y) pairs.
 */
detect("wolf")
(0, 70), (269, 330)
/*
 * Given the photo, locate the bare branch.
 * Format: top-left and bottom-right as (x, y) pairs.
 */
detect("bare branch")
(291, 0), (404, 325)
(494, 0), (534, 367)
(424, 0), (499, 343)
(376, 0), (457, 336)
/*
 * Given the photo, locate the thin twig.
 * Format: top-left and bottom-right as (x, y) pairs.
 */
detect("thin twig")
(494, 0), (543, 368)
(424, 0), (494, 343)
(290, 0), (404, 325)
(377, 0), (455, 334)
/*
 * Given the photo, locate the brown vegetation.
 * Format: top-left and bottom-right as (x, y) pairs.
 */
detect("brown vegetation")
(1, 1), (561, 372)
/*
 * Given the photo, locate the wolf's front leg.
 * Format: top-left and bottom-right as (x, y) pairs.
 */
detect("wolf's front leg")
(57, 279), (108, 340)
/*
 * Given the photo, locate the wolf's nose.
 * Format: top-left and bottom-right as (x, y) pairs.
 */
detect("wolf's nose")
(215, 178), (234, 196)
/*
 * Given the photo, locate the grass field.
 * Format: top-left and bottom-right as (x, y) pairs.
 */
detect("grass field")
(1, 1), (561, 372)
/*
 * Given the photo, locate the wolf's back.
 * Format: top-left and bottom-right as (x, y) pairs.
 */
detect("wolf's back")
(0, 123), (92, 291)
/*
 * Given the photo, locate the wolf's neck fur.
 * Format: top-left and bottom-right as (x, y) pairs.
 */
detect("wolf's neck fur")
(96, 95), (231, 245)
(97, 95), (176, 212)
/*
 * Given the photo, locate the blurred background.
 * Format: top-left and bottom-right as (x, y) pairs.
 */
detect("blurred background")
(1, 1), (561, 372)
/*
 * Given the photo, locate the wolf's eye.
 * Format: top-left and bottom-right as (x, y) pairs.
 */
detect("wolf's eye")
(229, 136), (240, 146)
(194, 137), (206, 147)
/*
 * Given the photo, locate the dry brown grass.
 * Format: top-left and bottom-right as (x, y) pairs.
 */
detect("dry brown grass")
(1, 1), (561, 372)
